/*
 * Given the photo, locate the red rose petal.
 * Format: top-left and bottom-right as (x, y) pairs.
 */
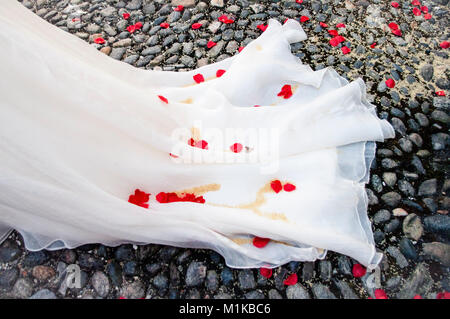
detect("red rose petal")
(270, 180), (283, 193)
(328, 29), (339, 36)
(352, 264), (367, 278)
(412, 0), (421, 5)
(160, 22), (169, 29)
(128, 189), (150, 208)
(374, 289), (388, 299)
(436, 292), (450, 299)
(122, 13), (130, 20)
(413, 7), (421, 16)
(283, 273), (298, 286)
(341, 46), (351, 54)
(158, 95), (168, 104)
(156, 192), (168, 203)
(329, 37), (340, 47)
(224, 19), (235, 24)
(440, 41), (450, 49)
(253, 105), (260, 107)
(388, 22), (399, 30)
(169, 153), (178, 158)
(207, 41), (217, 49)
(188, 138), (196, 147)
(413, 295), (422, 299)
(300, 16), (309, 23)
(283, 183), (296, 192)
(277, 84), (293, 99)
(253, 236), (270, 248)
(421, 6), (428, 13)
(193, 73), (205, 84)
(134, 22), (142, 30)
(385, 78), (395, 88)
(230, 143), (243, 153)
(260, 268), (273, 279)
(195, 140), (209, 150)
(94, 37), (105, 44)
(284, 18), (289, 24)
(126, 25), (136, 33)
(391, 28), (402, 36)
(319, 22), (328, 28)
(218, 14), (228, 23)
(296, 0), (303, 3)
(191, 23), (202, 30)
(238, 46), (244, 52)
(216, 69), (226, 77)
(336, 23), (346, 28)
(436, 91), (446, 96)
(424, 13), (432, 20)
(174, 5), (184, 12)
(257, 24), (268, 32)
(370, 42), (377, 48)
(391, 2), (399, 8)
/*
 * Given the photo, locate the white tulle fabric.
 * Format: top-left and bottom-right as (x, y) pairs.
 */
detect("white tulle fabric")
(0, 0), (394, 269)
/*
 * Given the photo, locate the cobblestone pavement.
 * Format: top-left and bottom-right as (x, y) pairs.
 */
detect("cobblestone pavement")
(0, 0), (449, 299)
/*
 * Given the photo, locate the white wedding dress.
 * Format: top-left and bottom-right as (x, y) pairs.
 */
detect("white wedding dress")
(0, 0), (394, 269)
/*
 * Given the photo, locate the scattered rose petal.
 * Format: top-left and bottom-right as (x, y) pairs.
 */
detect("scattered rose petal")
(421, 6), (428, 13)
(388, 22), (399, 30)
(440, 41), (450, 49)
(391, 28), (402, 36)
(160, 22), (169, 29)
(424, 13), (432, 20)
(230, 143), (243, 153)
(413, 295), (422, 299)
(352, 264), (367, 278)
(94, 37), (105, 44)
(374, 289), (388, 299)
(253, 236), (270, 248)
(413, 7), (421, 16)
(319, 22), (328, 28)
(126, 25), (136, 33)
(158, 95), (168, 104)
(122, 13), (130, 20)
(412, 0), (421, 5)
(253, 105), (260, 107)
(134, 22), (142, 30)
(193, 74), (205, 84)
(207, 41), (217, 49)
(218, 14), (234, 24)
(436, 91), (446, 96)
(216, 69), (226, 77)
(195, 140), (208, 150)
(283, 183), (296, 192)
(257, 24), (268, 32)
(270, 180), (283, 193)
(174, 5), (184, 12)
(284, 18), (289, 24)
(169, 153), (178, 158)
(329, 35), (346, 47)
(296, 0), (303, 3)
(277, 84), (293, 99)
(370, 42), (377, 48)
(283, 274), (298, 286)
(436, 292), (450, 299)
(385, 78), (395, 88)
(191, 23), (202, 30)
(72, 18), (80, 22)
(119, 296), (126, 299)
(300, 16), (310, 23)
(260, 268), (273, 279)
(156, 192), (205, 204)
(328, 29), (339, 36)
(238, 46), (244, 52)
(336, 23), (346, 28)
(341, 46), (351, 54)
(128, 189), (150, 208)
(391, 2), (399, 8)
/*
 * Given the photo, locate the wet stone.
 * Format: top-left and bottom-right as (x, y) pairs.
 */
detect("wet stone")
(220, 267), (234, 286)
(423, 215), (450, 239)
(319, 260), (332, 281)
(386, 246), (409, 269)
(302, 262), (314, 282)
(384, 219), (401, 233)
(29, 289), (57, 299)
(0, 268), (19, 289)
(286, 283), (310, 299)
(0, 247), (21, 263)
(23, 251), (48, 268)
(311, 283), (337, 299)
(373, 209), (391, 225)
(91, 271), (110, 298)
(333, 280), (358, 299)
(381, 192), (402, 207)
(418, 179), (437, 196)
(106, 261), (123, 287)
(422, 242), (450, 266)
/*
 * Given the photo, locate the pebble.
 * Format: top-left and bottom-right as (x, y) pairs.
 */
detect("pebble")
(402, 213), (423, 241)
(418, 179), (437, 196)
(0, 247), (21, 263)
(32, 265), (56, 282)
(311, 283), (337, 299)
(12, 278), (33, 299)
(23, 251), (48, 267)
(419, 64), (434, 82)
(91, 271), (110, 297)
(286, 283), (310, 299)
(185, 261), (206, 287)
(381, 192), (402, 206)
(333, 280), (359, 299)
(221, 267), (234, 286)
(422, 242), (450, 266)
(120, 280), (146, 299)
(386, 246), (409, 268)
(396, 263), (433, 299)
(206, 270), (219, 292)
(423, 215), (450, 239)
(373, 209), (391, 224)
(0, 268), (19, 289)
(29, 289), (57, 299)
(238, 269), (256, 290)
